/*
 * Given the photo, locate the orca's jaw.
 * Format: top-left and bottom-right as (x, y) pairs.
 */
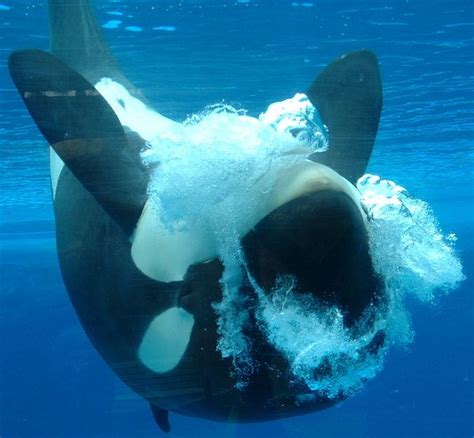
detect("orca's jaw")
(242, 190), (383, 327)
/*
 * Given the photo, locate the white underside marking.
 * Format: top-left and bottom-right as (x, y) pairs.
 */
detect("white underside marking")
(50, 147), (65, 199)
(132, 160), (363, 282)
(131, 202), (217, 282)
(138, 307), (195, 373)
(95, 78), (180, 142)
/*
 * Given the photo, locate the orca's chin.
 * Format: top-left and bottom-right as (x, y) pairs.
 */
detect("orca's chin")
(242, 189), (383, 327)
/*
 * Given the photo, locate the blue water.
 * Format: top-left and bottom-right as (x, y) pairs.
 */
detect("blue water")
(1, 1), (473, 437)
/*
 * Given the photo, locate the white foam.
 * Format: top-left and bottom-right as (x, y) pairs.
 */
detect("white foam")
(144, 108), (317, 234)
(252, 276), (385, 397)
(259, 93), (328, 152)
(213, 236), (255, 387)
(358, 174), (465, 304)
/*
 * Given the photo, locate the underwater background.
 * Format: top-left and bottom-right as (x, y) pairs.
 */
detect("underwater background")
(0, 0), (472, 437)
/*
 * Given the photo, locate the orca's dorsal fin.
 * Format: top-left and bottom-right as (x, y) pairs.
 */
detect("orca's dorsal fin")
(149, 404), (171, 433)
(306, 50), (383, 185)
(8, 49), (148, 236)
(48, 0), (142, 98)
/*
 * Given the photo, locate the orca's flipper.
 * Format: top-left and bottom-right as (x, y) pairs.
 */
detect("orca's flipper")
(49, 0), (141, 97)
(8, 49), (147, 236)
(306, 50), (383, 184)
(149, 404), (171, 433)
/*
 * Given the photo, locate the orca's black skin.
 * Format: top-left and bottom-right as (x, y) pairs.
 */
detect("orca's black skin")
(150, 405), (171, 433)
(306, 50), (383, 184)
(7, 0), (386, 432)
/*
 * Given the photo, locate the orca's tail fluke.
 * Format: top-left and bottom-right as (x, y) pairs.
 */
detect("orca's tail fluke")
(8, 49), (148, 236)
(306, 50), (383, 185)
(48, 0), (140, 96)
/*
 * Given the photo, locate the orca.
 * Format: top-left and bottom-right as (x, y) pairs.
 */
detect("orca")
(8, 0), (384, 432)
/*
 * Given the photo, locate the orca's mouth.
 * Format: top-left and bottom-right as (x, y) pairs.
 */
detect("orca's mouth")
(242, 190), (383, 328)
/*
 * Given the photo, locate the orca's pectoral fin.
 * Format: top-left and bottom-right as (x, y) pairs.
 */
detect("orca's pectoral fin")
(149, 404), (171, 433)
(306, 50), (383, 184)
(8, 49), (148, 236)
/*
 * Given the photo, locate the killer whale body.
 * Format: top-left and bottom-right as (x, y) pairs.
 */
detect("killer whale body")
(8, 0), (384, 433)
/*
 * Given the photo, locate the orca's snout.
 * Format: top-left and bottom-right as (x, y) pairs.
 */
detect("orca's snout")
(242, 190), (383, 327)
